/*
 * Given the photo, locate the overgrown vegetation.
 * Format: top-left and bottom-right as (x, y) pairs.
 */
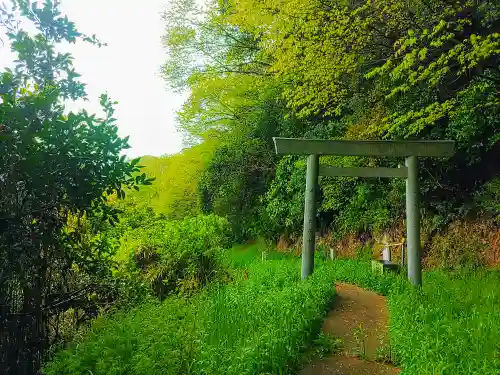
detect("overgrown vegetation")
(159, 0), (500, 253)
(330, 259), (500, 375)
(392, 269), (500, 374)
(118, 214), (232, 299)
(45, 253), (500, 375)
(3, 0), (500, 373)
(44, 246), (338, 375)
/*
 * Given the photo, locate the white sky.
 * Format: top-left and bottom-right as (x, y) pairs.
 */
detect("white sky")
(0, 0), (186, 158)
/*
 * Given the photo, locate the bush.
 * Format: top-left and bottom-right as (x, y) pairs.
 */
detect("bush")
(119, 214), (233, 298)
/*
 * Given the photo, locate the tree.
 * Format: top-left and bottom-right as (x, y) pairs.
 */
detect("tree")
(227, 0), (413, 118)
(226, 0), (500, 228)
(0, 1), (151, 373)
(163, 0), (273, 141)
(199, 136), (275, 240)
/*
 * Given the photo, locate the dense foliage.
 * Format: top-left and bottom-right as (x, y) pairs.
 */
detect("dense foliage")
(0, 1), (152, 373)
(162, 0), (500, 245)
(118, 214), (232, 299)
(44, 245), (338, 375)
(5, 0), (500, 373)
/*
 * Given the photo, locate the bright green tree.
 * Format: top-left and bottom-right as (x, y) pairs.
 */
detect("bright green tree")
(128, 138), (219, 218)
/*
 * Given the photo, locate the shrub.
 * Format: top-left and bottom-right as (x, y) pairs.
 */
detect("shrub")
(119, 214), (232, 298)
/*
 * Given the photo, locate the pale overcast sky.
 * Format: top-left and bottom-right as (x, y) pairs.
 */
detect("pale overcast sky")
(1, 0), (186, 158)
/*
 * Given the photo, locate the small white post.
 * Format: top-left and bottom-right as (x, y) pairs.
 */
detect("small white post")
(382, 235), (391, 262)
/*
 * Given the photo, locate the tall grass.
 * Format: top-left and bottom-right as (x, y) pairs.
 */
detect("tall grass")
(327, 259), (500, 375)
(195, 247), (336, 374)
(390, 269), (500, 375)
(46, 250), (500, 375)
(326, 258), (401, 295)
(44, 245), (337, 375)
(44, 298), (198, 375)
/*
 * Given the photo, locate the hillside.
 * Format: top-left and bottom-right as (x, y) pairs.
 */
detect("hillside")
(126, 137), (219, 217)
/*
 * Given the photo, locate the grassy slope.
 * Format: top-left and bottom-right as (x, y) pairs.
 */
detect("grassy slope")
(44, 246), (337, 375)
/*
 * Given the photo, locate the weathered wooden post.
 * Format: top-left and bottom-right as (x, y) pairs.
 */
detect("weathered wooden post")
(405, 156), (422, 286)
(302, 154), (319, 279)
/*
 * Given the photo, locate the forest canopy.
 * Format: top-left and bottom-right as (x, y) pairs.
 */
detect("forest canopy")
(161, 0), (500, 241)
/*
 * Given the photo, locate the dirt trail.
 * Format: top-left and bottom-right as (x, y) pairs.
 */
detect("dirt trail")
(301, 283), (400, 375)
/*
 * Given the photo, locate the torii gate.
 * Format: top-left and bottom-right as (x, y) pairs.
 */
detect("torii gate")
(273, 138), (455, 286)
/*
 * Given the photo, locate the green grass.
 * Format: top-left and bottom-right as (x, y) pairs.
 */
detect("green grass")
(390, 269), (500, 375)
(45, 250), (500, 375)
(327, 258), (401, 295)
(44, 245), (337, 375)
(45, 298), (198, 375)
(327, 259), (500, 375)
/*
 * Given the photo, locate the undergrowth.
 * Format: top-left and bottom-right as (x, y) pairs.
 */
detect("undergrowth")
(390, 270), (500, 375)
(117, 214), (232, 298)
(44, 245), (337, 375)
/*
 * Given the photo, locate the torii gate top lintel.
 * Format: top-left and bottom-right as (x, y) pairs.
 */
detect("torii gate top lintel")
(272, 137), (455, 287)
(273, 137), (455, 158)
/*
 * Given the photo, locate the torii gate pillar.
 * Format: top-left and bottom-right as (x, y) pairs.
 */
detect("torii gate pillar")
(405, 156), (421, 286)
(302, 154), (319, 280)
